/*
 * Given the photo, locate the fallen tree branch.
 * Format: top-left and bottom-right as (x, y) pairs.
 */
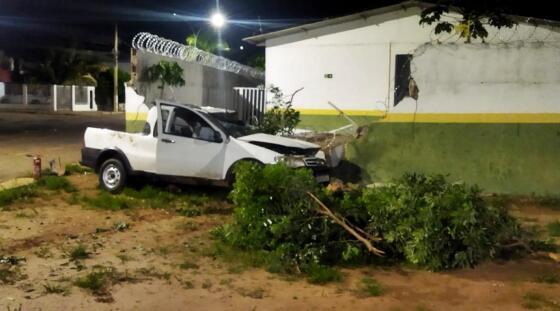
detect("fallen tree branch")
(340, 217), (381, 242)
(307, 191), (385, 256)
(500, 240), (533, 253)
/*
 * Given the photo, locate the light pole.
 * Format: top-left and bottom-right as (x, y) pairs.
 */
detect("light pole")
(113, 24), (119, 112)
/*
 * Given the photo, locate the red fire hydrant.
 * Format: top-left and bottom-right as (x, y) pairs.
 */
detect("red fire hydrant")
(26, 154), (42, 180)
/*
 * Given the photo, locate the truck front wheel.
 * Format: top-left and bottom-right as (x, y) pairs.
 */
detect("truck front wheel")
(99, 158), (127, 193)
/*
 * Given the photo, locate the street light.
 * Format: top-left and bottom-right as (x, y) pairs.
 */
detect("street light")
(210, 11), (226, 29)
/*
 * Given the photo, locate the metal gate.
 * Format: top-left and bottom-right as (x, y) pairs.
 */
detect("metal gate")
(233, 87), (265, 125)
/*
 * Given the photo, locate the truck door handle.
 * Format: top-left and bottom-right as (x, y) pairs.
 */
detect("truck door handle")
(161, 138), (175, 144)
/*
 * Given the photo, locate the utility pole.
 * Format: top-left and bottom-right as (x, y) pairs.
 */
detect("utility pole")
(113, 24), (119, 112)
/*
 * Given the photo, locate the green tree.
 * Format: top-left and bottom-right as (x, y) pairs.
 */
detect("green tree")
(419, 0), (516, 43)
(258, 85), (301, 136)
(247, 55), (265, 71)
(144, 61), (185, 99)
(26, 49), (102, 85)
(186, 31), (229, 53)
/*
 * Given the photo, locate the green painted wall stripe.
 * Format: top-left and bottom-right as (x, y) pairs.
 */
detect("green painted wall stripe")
(346, 123), (560, 195)
(296, 111), (560, 124)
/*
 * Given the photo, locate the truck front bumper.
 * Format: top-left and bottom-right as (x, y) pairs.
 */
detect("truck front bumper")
(276, 155), (331, 183)
(308, 164), (330, 183)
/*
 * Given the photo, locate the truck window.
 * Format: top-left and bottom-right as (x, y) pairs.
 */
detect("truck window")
(164, 106), (218, 142)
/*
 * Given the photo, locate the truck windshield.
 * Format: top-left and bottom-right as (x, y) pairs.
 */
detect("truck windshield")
(198, 111), (256, 138)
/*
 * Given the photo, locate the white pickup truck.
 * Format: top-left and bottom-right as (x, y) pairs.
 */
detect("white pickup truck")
(81, 101), (330, 193)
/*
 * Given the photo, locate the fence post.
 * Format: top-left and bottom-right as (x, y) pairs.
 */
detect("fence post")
(22, 84), (28, 106)
(71, 85), (76, 111)
(52, 85), (58, 111)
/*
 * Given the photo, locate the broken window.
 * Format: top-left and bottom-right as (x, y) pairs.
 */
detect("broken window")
(164, 106), (218, 142)
(394, 54), (413, 106)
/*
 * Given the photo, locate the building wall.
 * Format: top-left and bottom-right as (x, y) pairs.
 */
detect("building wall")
(264, 10), (560, 194)
(343, 41), (560, 195)
(391, 42), (560, 122)
(265, 9), (560, 131)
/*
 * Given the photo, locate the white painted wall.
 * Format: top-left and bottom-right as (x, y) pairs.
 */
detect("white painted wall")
(264, 7), (560, 115)
(394, 42), (560, 114)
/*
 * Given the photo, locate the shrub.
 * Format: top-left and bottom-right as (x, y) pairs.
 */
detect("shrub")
(258, 85), (300, 135)
(306, 264), (342, 284)
(74, 266), (115, 293)
(360, 277), (384, 296)
(547, 221), (560, 237)
(37, 176), (77, 193)
(223, 162), (333, 275)
(83, 192), (132, 210)
(122, 185), (228, 215)
(0, 185), (37, 208)
(123, 186), (178, 209)
(534, 272), (559, 284)
(361, 174), (521, 270)
(69, 245), (90, 261)
(217, 163), (521, 276)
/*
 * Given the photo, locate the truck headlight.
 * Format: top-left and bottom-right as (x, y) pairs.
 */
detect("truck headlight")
(274, 155), (306, 168)
(315, 150), (326, 160)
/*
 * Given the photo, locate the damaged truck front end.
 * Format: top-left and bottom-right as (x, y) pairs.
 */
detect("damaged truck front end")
(235, 135), (330, 183)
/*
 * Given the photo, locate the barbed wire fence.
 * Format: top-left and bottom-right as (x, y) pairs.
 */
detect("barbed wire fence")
(132, 32), (265, 80)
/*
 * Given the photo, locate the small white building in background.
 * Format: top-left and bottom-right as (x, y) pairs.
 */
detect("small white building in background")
(244, 0), (560, 131)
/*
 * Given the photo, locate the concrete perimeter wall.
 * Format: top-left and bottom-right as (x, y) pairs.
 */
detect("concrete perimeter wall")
(0, 83), (97, 112)
(126, 50), (263, 132)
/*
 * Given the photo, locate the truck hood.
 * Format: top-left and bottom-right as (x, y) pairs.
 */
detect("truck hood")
(237, 133), (321, 156)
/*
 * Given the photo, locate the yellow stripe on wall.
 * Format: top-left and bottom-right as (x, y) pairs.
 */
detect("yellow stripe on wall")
(297, 108), (560, 123)
(127, 109), (560, 124)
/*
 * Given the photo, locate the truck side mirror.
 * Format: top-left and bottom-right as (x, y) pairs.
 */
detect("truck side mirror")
(142, 122), (151, 135)
(214, 131), (223, 143)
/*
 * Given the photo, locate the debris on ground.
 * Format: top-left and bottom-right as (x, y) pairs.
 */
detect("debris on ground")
(112, 221), (130, 232)
(0, 256), (26, 266)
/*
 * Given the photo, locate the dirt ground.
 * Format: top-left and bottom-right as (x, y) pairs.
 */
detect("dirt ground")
(0, 111), (124, 182)
(0, 174), (559, 311)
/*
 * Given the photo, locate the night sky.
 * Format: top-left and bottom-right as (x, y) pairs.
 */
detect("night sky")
(0, 0), (558, 63)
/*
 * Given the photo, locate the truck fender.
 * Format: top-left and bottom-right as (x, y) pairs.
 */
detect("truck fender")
(95, 148), (134, 174)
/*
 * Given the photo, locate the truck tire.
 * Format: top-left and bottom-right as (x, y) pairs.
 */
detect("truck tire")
(99, 158), (127, 194)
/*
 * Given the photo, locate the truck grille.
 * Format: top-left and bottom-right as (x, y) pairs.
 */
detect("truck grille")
(304, 157), (326, 167)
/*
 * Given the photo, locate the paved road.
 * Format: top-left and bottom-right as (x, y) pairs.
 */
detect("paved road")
(0, 111), (125, 182)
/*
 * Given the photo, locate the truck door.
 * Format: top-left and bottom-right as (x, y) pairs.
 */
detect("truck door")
(155, 103), (226, 180)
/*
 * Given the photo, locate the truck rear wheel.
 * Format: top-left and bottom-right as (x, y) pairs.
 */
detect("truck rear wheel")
(99, 158), (127, 194)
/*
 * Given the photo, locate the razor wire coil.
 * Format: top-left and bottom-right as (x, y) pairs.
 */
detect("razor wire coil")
(132, 32), (264, 80)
